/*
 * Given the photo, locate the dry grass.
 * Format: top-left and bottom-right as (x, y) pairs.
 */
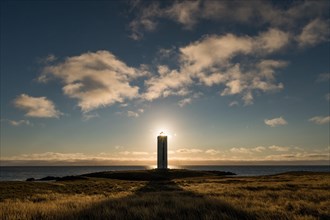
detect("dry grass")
(176, 173), (330, 220)
(0, 171), (329, 220)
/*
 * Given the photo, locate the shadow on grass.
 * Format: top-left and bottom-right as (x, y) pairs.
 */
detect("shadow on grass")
(58, 178), (255, 220)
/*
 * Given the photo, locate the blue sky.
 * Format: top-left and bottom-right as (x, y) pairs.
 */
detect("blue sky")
(1, 0), (329, 165)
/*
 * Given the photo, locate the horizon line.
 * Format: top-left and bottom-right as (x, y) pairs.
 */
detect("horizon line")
(1, 159), (329, 166)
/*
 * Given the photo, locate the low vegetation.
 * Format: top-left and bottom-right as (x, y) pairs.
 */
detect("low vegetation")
(0, 170), (329, 219)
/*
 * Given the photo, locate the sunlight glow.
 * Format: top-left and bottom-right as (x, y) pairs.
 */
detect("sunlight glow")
(155, 127), (173, 139)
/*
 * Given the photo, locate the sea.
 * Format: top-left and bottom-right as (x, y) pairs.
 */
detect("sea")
(0, 165), (329, 181)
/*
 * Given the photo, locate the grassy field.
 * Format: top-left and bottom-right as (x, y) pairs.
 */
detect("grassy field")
(0, 170), (329, 220)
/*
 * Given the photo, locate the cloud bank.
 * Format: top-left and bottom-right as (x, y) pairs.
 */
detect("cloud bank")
(2, 145), (327, 166)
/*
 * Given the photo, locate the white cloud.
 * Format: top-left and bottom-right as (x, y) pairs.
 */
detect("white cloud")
(36, 30), (290, 109)
(82, 113), (99, 121)
(230, 146), (267, 154)
(230, 147), (252, 154)
(265, 152), (328, 161)
(127, 111), (139, 118)
(215, 61), (286, 105)
(178, 92), (202, 107)
(178, 98), (192, 107)
(32, 3), (326, 111)
(199, 73), (226, 87)
(297, 19), (330, 47)
(253, 146), (266, 152)
(316, 73), (330, 82)
(39, 51), (146, 112)
(256, 60), (288, 80)
(268, 145), (290, 152)
(119, 151), (130, 155)
(9, 119), (32, 126)
(129, 1), (203, 40)
(180, 29), (289, 74)
(1, 119), (32, 126)
(143, 29), (288, 105)
(221, 79), (243, 96)
(115, 145), (124, 150)
(158, 47), (177, 59)
(125, 2), (327, 107)
(157, 65), (170, 76)
(229, 101), (239, 107)
(264, 117), (288, 127)
(309, 116), (330, 125)
(325, 93), (330, 101)
(180, 30), (288, 104)
(2, 146), (328, 165)
(38, 54), (57, 65)
(129, 1), (328, 39)
(205, 149), (220, 155)
(164, 0), (200, 29)
(1, 151), (150, 162)
(120, 103), (129, 108)
(128, 2), (160, 40)
(176, 148), (203, 153)
(126, 108), (144, 118)
(132, 151), (149, 155)
(143, 68), (192, 101)
(3, 152), (88, 161)
(256, 28), (290, 53)
(201, 0), (328, 28)
(180, 34), (254, 73)
(14, 94), (61, 118)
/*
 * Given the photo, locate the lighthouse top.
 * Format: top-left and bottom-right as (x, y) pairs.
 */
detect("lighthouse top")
(159, 131), (167, 136)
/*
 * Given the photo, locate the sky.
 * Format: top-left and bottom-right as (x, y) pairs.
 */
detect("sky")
(0, 0), (329, 166)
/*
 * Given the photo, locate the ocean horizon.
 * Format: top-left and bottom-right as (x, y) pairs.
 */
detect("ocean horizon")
(1, 165), (329, 181)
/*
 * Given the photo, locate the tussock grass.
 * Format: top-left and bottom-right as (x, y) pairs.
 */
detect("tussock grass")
(0, 171), (329, 219)
(178, 172), (330, 220)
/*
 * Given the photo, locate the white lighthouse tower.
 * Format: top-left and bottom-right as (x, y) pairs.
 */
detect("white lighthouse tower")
(157, 132), (168, 169)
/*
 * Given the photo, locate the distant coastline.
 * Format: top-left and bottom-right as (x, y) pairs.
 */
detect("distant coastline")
(1, 165), (329, 181)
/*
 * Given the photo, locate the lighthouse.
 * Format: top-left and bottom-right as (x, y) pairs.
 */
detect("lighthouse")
(157, 132), (168, 169)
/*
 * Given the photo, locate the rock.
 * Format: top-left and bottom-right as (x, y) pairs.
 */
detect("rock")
(58, 176), (87, 181)
(38, 176), (60, 181)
